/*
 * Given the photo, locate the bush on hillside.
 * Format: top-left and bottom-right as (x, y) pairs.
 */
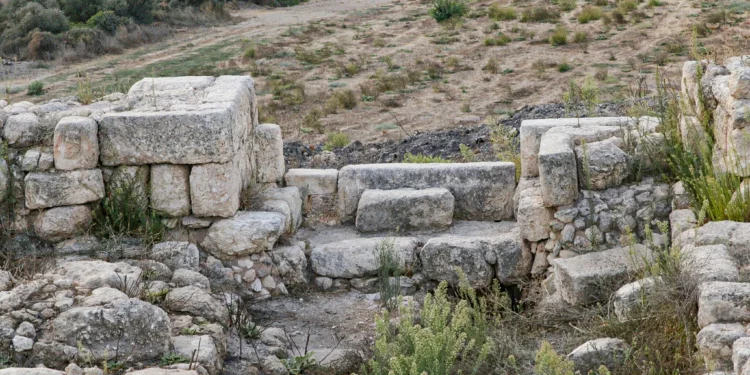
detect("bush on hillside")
(430, 0), (468, 23)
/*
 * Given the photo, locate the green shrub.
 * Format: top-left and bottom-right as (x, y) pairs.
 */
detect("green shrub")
(549, 25), (568, 46)
(573, 30), (588, 43)
(534, 342), (575, 375)
(87, 10), (124, 34)
(376, 238), (401, 311)
(611, 9), (626, 23)
(520, 6), (559, 22)
(323, 132), (350, 150)
(26, 31), (59, 60)
(27, 81), (44, 96)
(488, 4), (517, 20)
(558, 62), (573, 72)
(92, 177), (165, 244)
(484, 34), (511, 46)
(429, 0), (468, 23)
(556, 0), (577, 12)
(367, 282), (493, 375)
(61, 0), (104, 23)
(577, 6), (603, 23)
(402, 153), (451, 163)
(617, 0), (638, 13)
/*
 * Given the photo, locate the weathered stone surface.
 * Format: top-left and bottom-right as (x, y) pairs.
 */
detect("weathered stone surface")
(735, 337), (750, 375)
(670, 209), (697, 240)
(355, 188), (454, 232)
(695, 221), (750, 266)
(567, 338), (630, 375)
(421, 232), (529, 288)
(43, 299), (171, 362)
(284, 169), (338, 195)
(0, 369), (64, 375)
(613, 277), (660, 322)
(189, 160), (241, 218)
(517, 185), (553, 242)
(201, 212), (285, 260)
(0, 270), (11, 291)
(260, 187), (302, 233)
(338, 162), (515, 222)
(0, 159), (8, 204)
(261, 355), (287, 375)
(80, 287), (129, 307)
(125, 370), (197, 375)
(150, 242), (199, 271)
(53, 116), (98, 171)
(682, 244), (739, 283)
(538, 132), (578, 207)
(700, 282), (750, 328)
(575, 140), (630, 190)
(254, 124), (285, 183)
(166, 286), (228, 323)
(310, 237), (417, 279)
(150, 164), (191, 217)
(33, 205), (92, 242)
(697, 323), (746, 371)
(171, 335), (220, 374)
(520, 117), (633, 177)
(172, 269), (210, 289)
(25, 170), (104, 209)
(47, 260), (142, 289)
(99, 76), (256, 166)
(271, 242), (308, 285)
(554, 244), (652, 305)
(3, 113), (43, 147)
(21, 149), (40, 171)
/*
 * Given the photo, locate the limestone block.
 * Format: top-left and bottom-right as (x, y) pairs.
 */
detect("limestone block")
(355, 188), (454, 232)
(21, 150), (40, 171)
(33, 205), (92, 242)
(697, 323), (746, 371)
(729, 65), (750, 100)
(310, 237), (418, 279)
(567, 338), (630, 375)
(151, 164), (191, 217)
(53, 116), (99, 171)
(538, 132), (578, 207)
(736, 336), (750, 374)
(575, 141), (630, 190)
(3, 113), (44, 147)
(190, 161), (241, 218)
(613, 277), (660, 322)
(284, 168), (338, 195)
(670, 209), (697, 240)
(24, 170), (105, 209)
(201, 211), (285, 260)
(554, 244), (652, 305)
(171, 335), (220, 374)
(254, 124), (285, 183)
(681, 244), (739, 283)
(99, 76), (256, 166)
(150, 241), (199, 271)
(698, 282), (750, 328)
(260, 187), (302, 232)
(337, 162), (516, 222)
(517, 185), (553, 242)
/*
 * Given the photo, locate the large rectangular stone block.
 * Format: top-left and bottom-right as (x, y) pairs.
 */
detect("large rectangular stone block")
(98, 76), (256, 166)
(151, 164), (191, 217)
(190, 160), (241, 218)
(285, 169), (338, 195)
(355, 188), (454, 232)
(254, 124), (285, 183)
(538, 132), (578, 207)
(337, 162), (516, 222)
(25, 170), (105, 209)
(53, 116), (99, 171)
(553, 244), (652, 305)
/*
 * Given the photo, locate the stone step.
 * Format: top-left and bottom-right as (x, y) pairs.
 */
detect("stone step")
(355, 188), (454, 233)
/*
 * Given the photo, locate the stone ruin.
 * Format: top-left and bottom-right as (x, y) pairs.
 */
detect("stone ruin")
(0, 56), (750, 374)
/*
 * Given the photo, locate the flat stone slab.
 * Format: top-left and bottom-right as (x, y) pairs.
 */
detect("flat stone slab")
(698, 281), (750, 328)
(682, 244), (739, 283)
(338, 162), (516, 222)
(24, 170), (105, 209)
(553, 244), (652, 305)
(697, 323), (746, 371)
(98, 76), (256, 166)
(285, 169), (339, 195)
(310, 237), (418, 278)
(355, 188), (454, 232)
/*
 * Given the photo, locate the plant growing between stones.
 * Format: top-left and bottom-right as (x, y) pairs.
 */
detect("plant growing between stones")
(26, 81), (44, 96)
(91, 178), (165, 245)
(376, 237), (401, 311)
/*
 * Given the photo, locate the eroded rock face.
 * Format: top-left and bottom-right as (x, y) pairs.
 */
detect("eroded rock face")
(24, 170), (105, 210)
(46, 260), (142, 290)
(310, 237), (418, 279)
(165, 286), (228, 323)
(355, 188), (454, 232)
(575, 140), (630, 190)
(43, 299), (171, 362)
(53, 116), (99, 171)
(201, 212), (285, 260)
(150, 242), (199, 271)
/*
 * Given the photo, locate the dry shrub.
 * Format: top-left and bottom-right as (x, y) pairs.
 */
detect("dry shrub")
(27, 31), (59, 61)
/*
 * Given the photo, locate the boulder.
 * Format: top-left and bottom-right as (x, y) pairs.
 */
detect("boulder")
(681, 244), (739, 283)
(201, 212), (285, 260)
(24, 170), (105, 210)
(46, 260), (141, 290)
(43, 299), (171, 362)
(172, 269), (210, 290)
(33, 205), (92, 242)
(150, 165), (191, 217)
(697, 323), (746, 371)
(355, 188), (454, 232)
(575, 140), (630, 190)
(553, 244), (652, 305)
(166, 286), (228, 323)
(310, 237), (418, 279)
(53, 116), (99, 171)
(171, 335), (220, 374)
(254, 124), (285, 183)
(421, 233), (529, 288)
(98, 76), (256, 166)
(270, 242), (308, 285)
(150, 242), (199, 271)
(3, 113), (43, 147)
(337, 162), (516, 222)
(698, 282), (750, 328)
(284, 169), (338, 195)
(567, 338), (630, 375)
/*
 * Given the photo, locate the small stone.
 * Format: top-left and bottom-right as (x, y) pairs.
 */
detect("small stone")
(315, 277), (333, 290)
(251, 278), (263, 292)
(15, 321), (36, 338)
(12, 335), (34, 351)
(554, 207), (578, 223)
